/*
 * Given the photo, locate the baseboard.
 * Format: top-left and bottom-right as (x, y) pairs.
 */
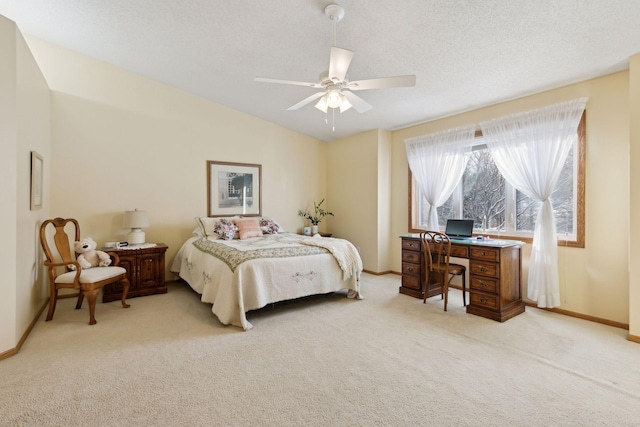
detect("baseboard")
(524, 302), (629, 330)
(0, 298), (49, 362)
(627, 334), (640, 344)
(362, 269), (392, 276)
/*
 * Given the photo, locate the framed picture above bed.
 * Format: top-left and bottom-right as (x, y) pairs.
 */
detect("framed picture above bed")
(207, 161), (262, 217)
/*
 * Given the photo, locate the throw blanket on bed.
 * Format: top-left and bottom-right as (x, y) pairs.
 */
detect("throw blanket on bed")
(300, 237), (363, 281)
(192, 236), (327, 272)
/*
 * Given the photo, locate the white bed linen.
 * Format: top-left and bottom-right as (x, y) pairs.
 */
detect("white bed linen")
(170, 233), (362, 330)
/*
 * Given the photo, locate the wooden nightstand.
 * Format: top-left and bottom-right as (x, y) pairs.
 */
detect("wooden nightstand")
(102, 243), (168, 303)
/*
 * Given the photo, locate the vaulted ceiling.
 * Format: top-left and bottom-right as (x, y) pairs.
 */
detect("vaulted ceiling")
(2, 1), (640, 141)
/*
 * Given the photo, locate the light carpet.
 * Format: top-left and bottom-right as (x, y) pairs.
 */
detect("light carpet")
(1, 273), (640, 426)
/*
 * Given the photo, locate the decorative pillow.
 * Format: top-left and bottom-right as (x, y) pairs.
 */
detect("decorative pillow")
(235, 218), (263, 240)
(259, 218), (281, 234)
(214, 218), (238, 240)
(195, 216), (241, 239)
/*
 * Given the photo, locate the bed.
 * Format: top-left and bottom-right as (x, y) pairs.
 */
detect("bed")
(170, 217), (363, 330)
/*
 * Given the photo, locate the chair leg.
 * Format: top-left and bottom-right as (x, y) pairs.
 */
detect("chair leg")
(75, 292), (84, 310)
(443, 283), (448, 312)
(121, 278), (131, 309)
(46, 286), (58, 321)
(462, 273), (466, 307)
(83, 288), (100, 325)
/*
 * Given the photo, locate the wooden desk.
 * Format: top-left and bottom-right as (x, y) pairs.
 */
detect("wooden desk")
(400, 235), (525, 322)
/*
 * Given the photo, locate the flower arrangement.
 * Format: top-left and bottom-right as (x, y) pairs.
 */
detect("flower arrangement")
(298, 199), (334, 226)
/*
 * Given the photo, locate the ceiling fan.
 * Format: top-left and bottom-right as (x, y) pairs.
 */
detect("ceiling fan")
(254, 4), (416, 117)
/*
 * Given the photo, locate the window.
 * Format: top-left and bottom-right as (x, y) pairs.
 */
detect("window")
(409, 114), (585, 247)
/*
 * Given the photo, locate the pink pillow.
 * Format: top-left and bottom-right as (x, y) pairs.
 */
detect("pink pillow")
(235, 218), (263, 240)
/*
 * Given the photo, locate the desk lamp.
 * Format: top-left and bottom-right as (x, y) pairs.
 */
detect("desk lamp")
(123, 209), (149, 244)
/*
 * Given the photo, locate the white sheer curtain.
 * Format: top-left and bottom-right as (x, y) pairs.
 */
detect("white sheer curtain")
(405, 125), (476, 231)
(480, 98), (587, 308)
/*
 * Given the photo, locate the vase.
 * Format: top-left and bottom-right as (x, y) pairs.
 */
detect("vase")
(312, 225), (318, 235)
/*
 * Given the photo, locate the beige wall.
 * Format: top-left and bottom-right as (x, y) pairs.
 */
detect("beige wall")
(327, 129), (380, 270)
(390, 72), (630, 324)
(24, 37), (327, 279)
(0, 18), (50, 354)
(326, 128), (393, 273)
(629, 53), (640, 337)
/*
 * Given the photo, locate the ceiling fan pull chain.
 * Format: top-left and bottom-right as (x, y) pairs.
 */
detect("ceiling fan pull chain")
(332, 108), (336, 132)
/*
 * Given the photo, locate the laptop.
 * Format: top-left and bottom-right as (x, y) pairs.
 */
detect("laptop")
(444, 219), (474, 240)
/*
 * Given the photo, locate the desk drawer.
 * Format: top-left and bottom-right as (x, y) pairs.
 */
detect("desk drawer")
(402, 251), (421, 264)
(424, 243), (468, 259)
(470, 247), (499, 262)
(402, 262), (420, 277)
(470, 292), (498, 310)
(401, 274), (421, 291)
(450, 245), (469, 258)
(470, 276), (498, 294)
(470, 261), (498, 278)
(402, 239), (421, 252)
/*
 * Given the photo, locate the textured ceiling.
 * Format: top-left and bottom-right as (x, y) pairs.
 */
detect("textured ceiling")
(1, 0), (640, 142)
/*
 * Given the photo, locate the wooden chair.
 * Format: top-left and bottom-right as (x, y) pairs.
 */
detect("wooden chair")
(420, 231), (467, 311)
(39, 217), (130, 325)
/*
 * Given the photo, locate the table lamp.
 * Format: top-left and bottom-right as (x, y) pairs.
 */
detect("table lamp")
(123, 209), (149, 244)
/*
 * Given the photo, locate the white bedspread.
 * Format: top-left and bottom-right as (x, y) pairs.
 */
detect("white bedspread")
(171, 233), (363, 330)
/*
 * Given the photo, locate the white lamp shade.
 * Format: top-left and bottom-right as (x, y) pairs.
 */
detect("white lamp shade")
(123, 210), (149, 229)
(123, 210), (149, 244)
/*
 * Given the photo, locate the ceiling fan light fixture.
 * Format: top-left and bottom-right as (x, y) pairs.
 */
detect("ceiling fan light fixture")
(326, 89), (343, 108)
(339, 98), (352, 113)
(314, 96), (329, 113)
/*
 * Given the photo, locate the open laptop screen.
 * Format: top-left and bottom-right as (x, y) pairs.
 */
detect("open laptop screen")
(444, 219), (474, 239)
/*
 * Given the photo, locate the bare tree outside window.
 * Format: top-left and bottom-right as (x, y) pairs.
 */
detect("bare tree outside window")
(429, 145), (574, 235)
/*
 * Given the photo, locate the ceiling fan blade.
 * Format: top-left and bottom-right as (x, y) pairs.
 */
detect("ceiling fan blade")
(287, 91), (327, 110)
(328, 47), (354, 82)
(342, 91), (373, 113)
(255, 77), (323, 89)
(346, 75), (416, 91)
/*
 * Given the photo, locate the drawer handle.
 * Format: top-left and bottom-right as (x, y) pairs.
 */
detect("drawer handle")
(480, 297), (487, 304)
(478, 280), (487, 288)
(480, 251), (486, 256)
(479, 266), (487, 273)
(407, 267), (414, 272)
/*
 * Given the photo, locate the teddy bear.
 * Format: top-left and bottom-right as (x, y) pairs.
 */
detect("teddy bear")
(68, 237), (112, 270)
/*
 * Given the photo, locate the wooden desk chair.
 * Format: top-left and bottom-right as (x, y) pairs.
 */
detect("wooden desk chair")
(39, 217), (130, 325)
(420, 231), (467, 311)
